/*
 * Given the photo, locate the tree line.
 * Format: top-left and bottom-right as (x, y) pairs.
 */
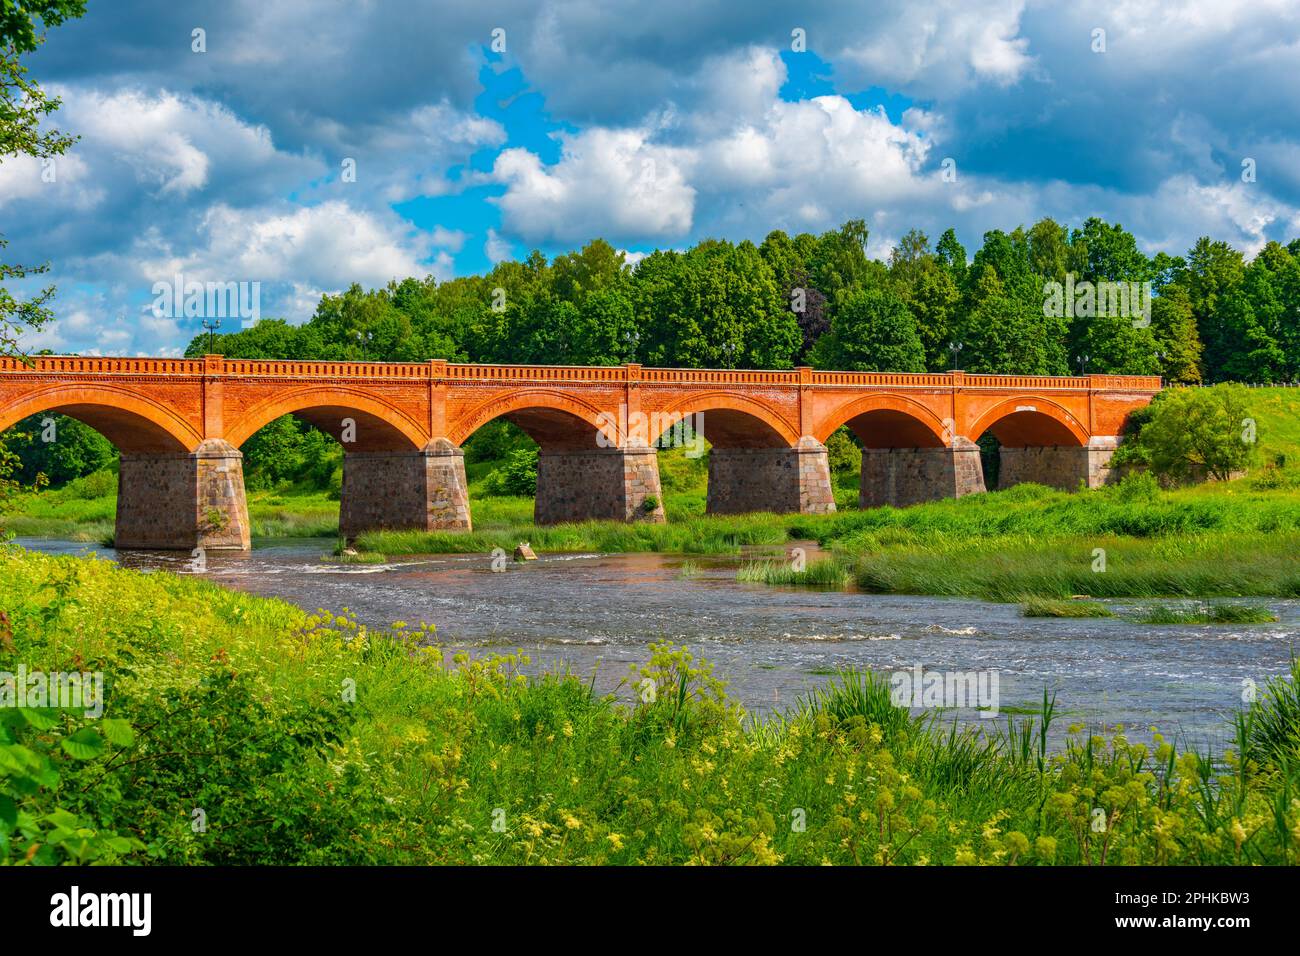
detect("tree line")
(186, 219), (1300, 386)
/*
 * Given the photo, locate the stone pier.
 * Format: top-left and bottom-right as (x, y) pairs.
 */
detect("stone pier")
(998, 436), (1119, 491)
(339, 438), (471, 540)
(116, 438), (250, 550)
(534, 445), (665, 524)
(859, 438), (987, 508)
(706, 437), (836, 515)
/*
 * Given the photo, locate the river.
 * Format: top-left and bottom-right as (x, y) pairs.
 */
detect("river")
(19, 536), (1299, 752)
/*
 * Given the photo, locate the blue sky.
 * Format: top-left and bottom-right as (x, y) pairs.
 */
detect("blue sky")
(5, 0), (1300, 355)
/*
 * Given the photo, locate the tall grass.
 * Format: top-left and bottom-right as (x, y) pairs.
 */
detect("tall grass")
(1021, 598), (1113, 618)
(736, 557), (852, 588)
(1137, 603), (1279, 625)
(4, 545), (1300, 865)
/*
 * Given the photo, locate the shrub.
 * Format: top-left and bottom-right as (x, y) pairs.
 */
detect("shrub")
(1130, 385), (1258, 483)
(485, 447), (538, 497)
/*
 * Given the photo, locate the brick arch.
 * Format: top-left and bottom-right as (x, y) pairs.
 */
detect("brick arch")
(970, 396), (1089, 447)
(449, 388), (616, 450)
(813, 393), (950, 448)
(653, 392), (798, 448)
(0, 384), (200, 453)
(226, 386), (427, 452)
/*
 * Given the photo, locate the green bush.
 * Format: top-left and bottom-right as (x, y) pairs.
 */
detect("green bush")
(485, 447), (538, 496)
(1122, 385), (1258, 483)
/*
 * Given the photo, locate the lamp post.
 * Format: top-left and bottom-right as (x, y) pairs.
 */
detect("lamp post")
(1075, 353), (1090, 374)
(948, 341), (963, 370)
(202, 317), (221, 354)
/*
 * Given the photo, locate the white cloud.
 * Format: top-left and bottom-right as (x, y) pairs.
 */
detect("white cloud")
(484, 228), (513, 264)
(490, 128), (696, 244)
(57, 86), (293, 197)
(148, 200), (435, 291)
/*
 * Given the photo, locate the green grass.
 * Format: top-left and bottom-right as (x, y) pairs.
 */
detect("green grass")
(2, 479), (341, 540)
(6, 544), (1299, 865)
(850, 529), (1300, 601)
(321, 550), (389, 565)
(736, 557), (853, 588)
(1136, 603), (1279, 625)
(1021, 597), (1114, 618)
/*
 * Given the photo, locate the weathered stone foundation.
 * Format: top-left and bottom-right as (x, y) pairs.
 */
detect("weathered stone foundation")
(534, 445), (665, 524)
(116, 438), (250, 550)
(859, 438), (987, 508)
(340, 438), (471, 540)
(706, 437), (836, 515)
(998, 436), (1119, 491)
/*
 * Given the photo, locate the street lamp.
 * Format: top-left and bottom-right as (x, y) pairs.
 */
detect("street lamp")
(202, 317), (221, 354)
(1075, 353), (1090, 374)
(948, 341), (963, 370)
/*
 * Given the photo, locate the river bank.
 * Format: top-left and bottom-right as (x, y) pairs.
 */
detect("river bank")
(3, 543), (1299, 865)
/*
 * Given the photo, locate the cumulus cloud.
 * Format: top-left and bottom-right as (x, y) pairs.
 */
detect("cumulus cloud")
(490, 128), (696, 244)
(11, 0), (1300, 357)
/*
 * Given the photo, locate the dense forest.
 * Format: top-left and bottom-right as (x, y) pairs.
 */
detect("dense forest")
(180, 217), (1300, 384)
(9, 216), (1300, 489)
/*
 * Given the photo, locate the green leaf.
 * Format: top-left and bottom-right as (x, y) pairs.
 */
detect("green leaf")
(44, 807), (78, 830)
(99, 718), (134, 747)
(0, 794), (16, 830)
(17, 708), (58, 730)
(59, 728), (105, 760)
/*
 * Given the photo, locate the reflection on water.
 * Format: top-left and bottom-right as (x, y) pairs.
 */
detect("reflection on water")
(19, 536), (1299, 752)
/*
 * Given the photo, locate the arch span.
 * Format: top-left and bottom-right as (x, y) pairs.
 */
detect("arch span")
(0, 385), (200, 453)
(654, 392), (797, 448)
(226, 386), (427, 452)
(450, 388), (615, 450)
(814, 393), (949, 448)
(969, 397), (1088, 447)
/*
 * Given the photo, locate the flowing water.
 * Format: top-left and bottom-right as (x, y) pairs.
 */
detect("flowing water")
(20, 537), (1299, 752)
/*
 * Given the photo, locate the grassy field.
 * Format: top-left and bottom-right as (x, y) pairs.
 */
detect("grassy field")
(3, 543), (1299, 866)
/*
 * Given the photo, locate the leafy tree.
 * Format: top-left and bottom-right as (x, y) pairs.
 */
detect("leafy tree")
(808, 219), (874, 306)
(1149, 286), (1204, 384)
(1212, 242), (1298, 383)
(3, 413), (114, 486)
(1075, 312), (1160, 375)
(0, 1), (86, 526)
(0, 0), (86, 355)
(958, 268), (1057, 375)
(935, 228), (967, 285)
(1178, 237), (1245, 380)
(814, 287), (925, 373)
(550, 239), (627, 305)
(1129, 385), (1258, 482)
(636, 239), (797, 369)
(1027, 218), (1070, 285)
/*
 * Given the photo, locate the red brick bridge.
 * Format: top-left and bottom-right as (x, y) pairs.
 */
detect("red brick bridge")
(0, 355), (1160, 549)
